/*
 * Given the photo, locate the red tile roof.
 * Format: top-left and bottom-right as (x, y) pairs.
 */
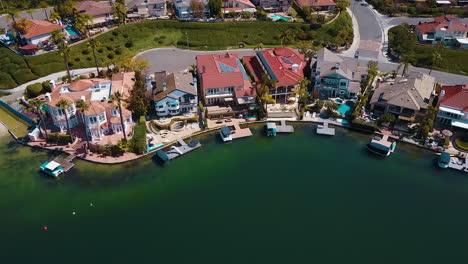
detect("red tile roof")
(197, 53), (245, 89)
(75, 1), (113, 17)
(439, 85), (468, 111)
(243, 56), (263, 82)
(22, 19), (65, 39)
(257, 48), (305, 87)
(234, 0), (255, 8)
(415, 16), (468, 34)
(297, 0), (336, 7)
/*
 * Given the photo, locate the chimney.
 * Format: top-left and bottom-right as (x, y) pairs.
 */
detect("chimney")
(335, 63), (340, 70)
(439, 89), (445, 100)
(49, 80), (56, 91)
(162, 82), (167, 91)
(146, 76), (152, 92)
(291, 64), (299, 72)
(45, 92), (51, 102)
(81, 95), (86, 101)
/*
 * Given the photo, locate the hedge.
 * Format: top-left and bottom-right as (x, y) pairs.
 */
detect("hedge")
(351, 119), (377, 133)
(26, 83), (44, 98)
(46, 133), (72, 144)
(131, 120), (147, 154)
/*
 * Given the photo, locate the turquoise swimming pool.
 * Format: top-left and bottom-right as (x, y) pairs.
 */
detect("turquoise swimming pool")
(65, 26), (80, 36)
(268, 14), (292, 22)
(337, 101), (355, 116)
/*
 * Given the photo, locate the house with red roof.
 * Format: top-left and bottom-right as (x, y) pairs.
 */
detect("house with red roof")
(437, 85), (468, 130)
(16, 19), (65, 45)
(245, 47), (305, 103)
(415, 16), (468, 49)
(296, 0), (336, 11)
(44, 72), (136, 145)
(255, 0), (292, 12)
(222, 0), (256, 13)
(75, 1), (114, 26)
(196, 53), (256, 108)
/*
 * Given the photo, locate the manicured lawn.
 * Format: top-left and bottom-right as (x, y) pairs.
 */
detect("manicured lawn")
(1, 13), (352, 90)
(0, 106), (30, 137)
(412, 44), (468, 76)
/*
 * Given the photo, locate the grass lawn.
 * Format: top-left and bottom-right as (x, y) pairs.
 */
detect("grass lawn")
(412, 44), (468, 76)
(0, 106), (30, 137)
(455, 137), (468, 151)
(0, 12), (352, 90)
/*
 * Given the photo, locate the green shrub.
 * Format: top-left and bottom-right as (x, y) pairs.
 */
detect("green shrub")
(125, 40), (133, 48)
(97, 48), (104, 53)
(351, 119), (377, 133)
(106, 46), (113, 51)
(41, 80), (51, 93)
(112, 31), (119, 36)
(74, 57), (81, 62)
(26, 83), (43, 98)
(47, 132), (72, 144)
(82, 49), (90, 55)
(0, 72), (17, 89)
(107, 52), (115, 59)
(114, 47), (122, 55)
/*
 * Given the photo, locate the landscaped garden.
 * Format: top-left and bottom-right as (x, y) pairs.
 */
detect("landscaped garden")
(0, 12), (352, 90)
(388, 24), (468, 76)
(365, 0), (468, 17)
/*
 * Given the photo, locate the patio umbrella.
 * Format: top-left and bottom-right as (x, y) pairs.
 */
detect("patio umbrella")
(442, 130), (453, 137)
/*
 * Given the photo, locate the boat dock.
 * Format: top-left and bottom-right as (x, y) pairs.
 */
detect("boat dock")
(277, 120), (294, 133)
(52, 154), (76, 172)
(231, 124), (252, 140)
(448, 156), (468, 173)
(156, 139), (202, 163)
(316, 121), (335, 136)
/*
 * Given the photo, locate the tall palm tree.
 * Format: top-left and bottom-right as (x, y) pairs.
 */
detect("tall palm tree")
(429, 50), (442, 75)
(112, 2), (127, 26)
(296, 77), (311, 107)
(58, 42), (72, 82)
(6, 8), (22, 42)
(280, 29), (295, 47)
(29, 99), (49, 140)
(50, 10), (61, 22)
(75, 100), (91, 150)
(109, 92), (127, 141)
(87, 38), (101, 76)
(50, 29), (64, 45)
(75, 12), (93, 37)
(55, 99), (73, 142)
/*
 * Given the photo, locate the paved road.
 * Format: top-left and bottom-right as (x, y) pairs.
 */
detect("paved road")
(0, 7), (53, 29)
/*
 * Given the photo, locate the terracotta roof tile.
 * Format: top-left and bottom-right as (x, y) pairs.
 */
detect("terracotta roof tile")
(297, 0), (336, 7)
(439, 85), (468, 111)
(257, 48), (305, 87)
(22, 19), (65, 39)
(75, 1), (113, 17)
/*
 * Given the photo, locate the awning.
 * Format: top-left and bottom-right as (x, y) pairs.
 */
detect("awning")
(398, 115), (415, 121)
(440, 106), (464, 115)
(224, 97), (234, 102)
(20, 44), (37, 50)
(452, 120), (468, 129)
(45, 161), (61, 170)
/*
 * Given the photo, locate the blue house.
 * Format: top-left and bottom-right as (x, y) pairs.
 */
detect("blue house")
(310, 48), (367, 99)
(172, 0), (210, 20)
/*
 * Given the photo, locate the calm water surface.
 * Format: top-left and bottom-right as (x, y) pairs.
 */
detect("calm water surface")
(1, 124), (468, 263)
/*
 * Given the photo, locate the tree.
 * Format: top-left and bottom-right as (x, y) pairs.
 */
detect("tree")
(128, 71), (148, 120)
(6, 8), (22, 41)
(49, 10), (61, 21)
(117, 55), (149, 72)
(297, 41), (316, 61)
(388, 23), (415, 55)
(208, 0), (222, 17)
(400, 56), (411, 77)
(113, 1), (127, 25)
(254, 42), (264, 51)
(336, 0), (351, 11)
(50, 29), (65, 45)
(75, 100), (91, 150)
(58, 42), (72, 82)
(295, 77), (310, 107)
(190, 0), (206, 19)
(55, 99), (73, 142)
(29, 99), (49, 140)
(429, 50), (442, 75)
(377, 112), (395, 125)
(255, 7), (267, 20)
(256, 74), (276, 116)
(75, 12), (93, 37)
(280, 29), (295, 47)
(87, 38), (101, 76)
(109, 92), (128, 141)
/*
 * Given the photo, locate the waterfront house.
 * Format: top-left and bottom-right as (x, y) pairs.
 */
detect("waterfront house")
(310, 48), (366, 99)
(172, 0), (210, 20)
(44, 72), (135, 144)
(296, 0), (336, 11)
(437, 84), (468, 131)
(244, 47), (305, 103)
(369, 72), (436, 122)
(75, 1), (114, 26)
(12, 19), (65, 46)
(253, 0), (292, 12)
(150, 71), (198, 117)
(415, 16), (468, 49)
(197, 52), (256, 108)
(126, 0), (167, 18)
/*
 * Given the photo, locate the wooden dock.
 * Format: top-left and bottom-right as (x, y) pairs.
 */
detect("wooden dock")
(277, 120), (294, 133)
(165, 139), (202, 160)
(52, 154), (76, 172)
(316, 121), (335, 136)
(231, 124), (252, 140)
(448, 157), (468, 173)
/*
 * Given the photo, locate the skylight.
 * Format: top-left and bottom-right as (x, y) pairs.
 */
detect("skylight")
(219, 63), (236, 73)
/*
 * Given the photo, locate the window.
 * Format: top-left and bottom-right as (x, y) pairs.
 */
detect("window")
(207, 88), (219, 95)
(225, 87), (233, 93)
(158, 105), (164, 109)
(98, 113), (105, 122)
(89, 116), (97, 124)
(112, 109), (119, 116)
(340, 81), (347, 86)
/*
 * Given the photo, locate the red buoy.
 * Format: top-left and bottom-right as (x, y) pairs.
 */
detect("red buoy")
(43, 226), (48, 231)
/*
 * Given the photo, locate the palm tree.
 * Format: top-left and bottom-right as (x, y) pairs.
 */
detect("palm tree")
(87, 38), (101, 76)
(50, 29), (65, 45)
(50, 10), (61, 22)
(279, 29), (295, 47)
(58, 43), (72, 82)
(429, 50), (442, 75)
(257, 74), (276, 114)
(6, 8), (22, 41)
(75, 12), (93, 37)
(29, 99), (49, 140)
(109, 92), (127, 141)
(297, 41), (316, 61)
(75, 100), (91, 150)
(295, 77), (311, 107)
(112, 2), (127, 26)
(55, 99), (73, 142)
(254, 43), (264, 51)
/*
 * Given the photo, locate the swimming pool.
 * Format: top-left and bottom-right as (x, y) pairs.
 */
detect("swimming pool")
(268, 14), (291, 22)
(337, 101), (355, 116)
(335, 98), (343, 104)
(65, 26), (80, 36)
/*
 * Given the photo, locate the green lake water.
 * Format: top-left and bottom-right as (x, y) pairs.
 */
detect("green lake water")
(1, 124), (468, 263)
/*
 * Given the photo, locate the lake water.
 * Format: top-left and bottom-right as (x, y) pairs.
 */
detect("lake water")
(1, 124), (468, 263)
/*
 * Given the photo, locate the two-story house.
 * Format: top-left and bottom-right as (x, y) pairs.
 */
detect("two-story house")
(253, 0), (292, 12)
(296, 0), (336, 11)
(75, 1), (114, 26)
(415, 16), (468, 49)
(150, 71), (198, 117)
(244, 47), (305, 103)
(310, 48), (366, 99)
(221, 0), (256, 13)
(172, 0), (210, 20)
(11, 19), (65, 47)
(369, 72), (436, 122)
(437, 84), (468, 131)
(196, 53), (256, 109)
(126, 0), (167, 18)
(44, 72), (135, 144)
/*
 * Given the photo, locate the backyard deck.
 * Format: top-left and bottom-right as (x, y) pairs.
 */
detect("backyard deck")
(231, 124), (252, 140)
(316, 121), (335, 136)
